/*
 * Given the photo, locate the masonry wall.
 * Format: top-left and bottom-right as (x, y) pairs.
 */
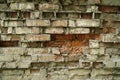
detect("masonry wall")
(0, 0), (120, 80)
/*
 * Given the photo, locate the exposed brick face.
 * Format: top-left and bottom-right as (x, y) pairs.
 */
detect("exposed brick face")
(0, 0), (120, 80)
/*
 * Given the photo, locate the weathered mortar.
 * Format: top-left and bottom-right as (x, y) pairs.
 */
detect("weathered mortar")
(0, 0), (120, 80)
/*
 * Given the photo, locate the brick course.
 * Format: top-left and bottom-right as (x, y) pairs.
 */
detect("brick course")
(0, 0), (120, 80)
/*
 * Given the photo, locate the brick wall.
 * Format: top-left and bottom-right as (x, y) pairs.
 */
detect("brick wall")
(0, 0), (120, 80)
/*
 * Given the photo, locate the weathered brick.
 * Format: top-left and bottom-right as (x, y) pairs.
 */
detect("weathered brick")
(27, 48), (50, 55)
(52, 20), (68, 27)
(106, 48), (120, 54)
(99, 6), (119, 12)
(25, 34), (51, 41)
(87, 0), (101, 4)
(89, 40), (99, 48)
(69, 28), (90, 34)
(104, 61), (115, 68)
(76, 19), (100, 27)
(18, 61), (31, 68)
(68, 20), (76, 27)
(26, 20), (50, 26)
(101, 0), (120, 6)
(30, 11), (40, 19)
(102, 34), (120, 42)
(0, 47), (25, 55)
(10, 3), (34, 10)
(51, 47), (60, 54)
(4, 21), (24, 27)
(5, 62), (17, 68)
(0, 55), (13, 62)
(39, 3), (59, 11)
(15, 27), (32, 34)
(44, 28), (64, 34)
(38, 54), (55, 62)
(87, 6), (98, 12)
(0, 4), (8, 10)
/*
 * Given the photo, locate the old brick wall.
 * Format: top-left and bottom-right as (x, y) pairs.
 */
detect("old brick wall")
(0, 0), (120, 80)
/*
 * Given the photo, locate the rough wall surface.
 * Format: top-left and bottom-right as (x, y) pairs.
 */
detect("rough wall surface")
(0, 0), (120, 80)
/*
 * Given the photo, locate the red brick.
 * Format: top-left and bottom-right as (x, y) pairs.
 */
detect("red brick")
(52, 34), (75, 41)
(71, 40), (88, 46)
(0, 41), (18, 47)
(43, 41), (65, 47)
(99, 6), (119, 12)
(23, 12), (30, 18)
(81, 13), (92, 19)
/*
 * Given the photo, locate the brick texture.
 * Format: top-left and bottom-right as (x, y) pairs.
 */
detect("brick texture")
(0, 0), (120, 80)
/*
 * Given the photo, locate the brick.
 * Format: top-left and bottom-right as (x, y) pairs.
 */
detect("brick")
(81, 13), (92, 19)
(68, 20), (76, 27)
(38, 54), (55, 62)
(87, 6), (98, 12)
(2, 70), (24, 75)
(100, 13), (120, 20)
(116, 61), (120, 67)
(91, 69), (114, 77)
(101, 0), (120, 6)
(89, 40), (99, 48)
(43, 41), (65, 47)
(5, 62), (17, 68)
(106, 48), (120, 54)
(27, 48), (50, 55)
(90, 48), (105, 54)
(0, 55), (13, 62)
(69, 28), (90, 34)
(51, 47), (60, 54)
(87, 0), (101, 4)
(104, 61), (115, 68)
(99, 6), (119, 12)
(0, 47), (25, 55)
(15, 27), (32, 34)
(31, 69), (47, 80)
(52, 20), (68, 27)
(0, 35), (11, 41)
(18, 61), (31, 68)
(10, 3), (34, 10)
(87, 54), (98, 61)
(76, 19), (100, 27)
(44, 28), (64, 34)
(26, 20), (50, 26)
(25, 34), (51, 41)
(52, 34), (75, 41)
(0, 41), (18, 47)
(8, 27), (13, 34)
(30, 11), (40, 19)
(4, 21), (24, 27)
(0, 4), (8, 10)
(102, 34), (120, 42)
(39, 3), (59, 11)
(69, 69), (90, 78)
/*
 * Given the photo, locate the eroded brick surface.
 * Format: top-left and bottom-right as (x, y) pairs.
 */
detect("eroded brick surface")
(0, 0), (120, 80)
